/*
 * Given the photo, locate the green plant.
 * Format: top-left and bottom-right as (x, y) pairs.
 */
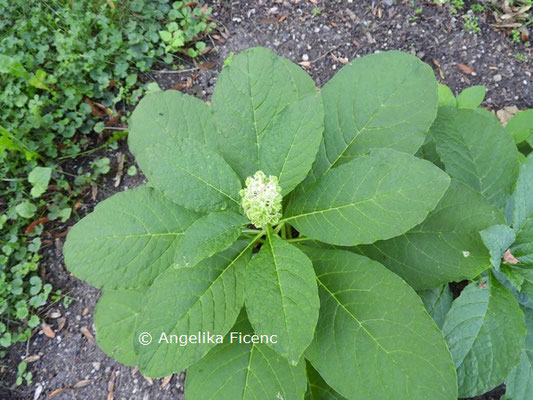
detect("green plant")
(462, 13), (481, 33)
(515, 51), (529, 62)
(311, 7), (321, 16)
(0, 0), (213, 358)
(409, 7), (424, 21)
(64, 47), (533, 398)
(158, 2), (215, 57)
(512, 29), (522, 43)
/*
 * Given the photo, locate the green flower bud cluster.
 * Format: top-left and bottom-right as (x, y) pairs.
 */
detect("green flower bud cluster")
(239, 171), (282, 228)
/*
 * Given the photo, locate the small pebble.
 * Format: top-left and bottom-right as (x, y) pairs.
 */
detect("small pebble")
(493, 74), (502, 82)
(302, 54), (309, 61)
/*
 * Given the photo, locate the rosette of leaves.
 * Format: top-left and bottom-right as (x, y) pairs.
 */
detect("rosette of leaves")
(64, 47), (464, 399)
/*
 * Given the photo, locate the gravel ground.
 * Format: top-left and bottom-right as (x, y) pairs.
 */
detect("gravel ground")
(2, 0), (531, 399)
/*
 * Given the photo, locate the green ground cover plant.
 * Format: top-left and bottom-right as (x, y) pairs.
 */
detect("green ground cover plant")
(64, 47), (533, 399)
(0, 0), (213, 368)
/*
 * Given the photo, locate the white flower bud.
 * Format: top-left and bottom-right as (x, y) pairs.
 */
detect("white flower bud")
(239, 171), (282, 228)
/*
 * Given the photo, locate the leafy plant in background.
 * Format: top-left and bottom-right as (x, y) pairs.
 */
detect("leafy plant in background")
(0, 0), (214, 364)
(64, 47), (533, 398)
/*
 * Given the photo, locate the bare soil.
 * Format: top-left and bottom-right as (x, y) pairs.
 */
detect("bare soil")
(2, 0), (531, 399)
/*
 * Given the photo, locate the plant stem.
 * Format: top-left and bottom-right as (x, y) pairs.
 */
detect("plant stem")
(286, 237), (312, 243)
(242, 228), (262, 234)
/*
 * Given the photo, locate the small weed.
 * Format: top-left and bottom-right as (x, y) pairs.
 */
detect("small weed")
(409, 7), (424, 22)
(514, 52), (529, 62)
(311, 7), (321, 16)
(462, 13), (481, 33)
(511, 29), (522, 43)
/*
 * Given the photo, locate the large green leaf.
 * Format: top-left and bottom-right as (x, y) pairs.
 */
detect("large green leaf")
(504, 307), (533, 400)
(511, 155), (533, 263)
(134, 138), (242, 213)
(134, 241), (253, 377)
(432, 106), (519, 207)
(418, 284), (453, 329)
(94, 288), (147, 366)
(301, 246), (457, 400)
(175, 211), (247, 268)
(305, 362), (347, 400)
(185, 312), (307, 399)
(360, 180), (505, 290)
(128, 90), (241, 213)
(64, 186), (199, 289)
(259, 93), (324, 195)
(307, 51), (438, 183)
(442, 275), (526, 397)
(212, 47), (316, 179)
(285, 148), (450, 246)
(129, 90), (216, 150)
(244, 232), (319, 363)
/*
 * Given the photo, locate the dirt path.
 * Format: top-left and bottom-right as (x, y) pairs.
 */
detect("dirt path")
(2, 1), (531, 399)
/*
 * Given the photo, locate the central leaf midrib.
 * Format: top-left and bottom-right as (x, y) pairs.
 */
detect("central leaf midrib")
(268, 233), (293, 358)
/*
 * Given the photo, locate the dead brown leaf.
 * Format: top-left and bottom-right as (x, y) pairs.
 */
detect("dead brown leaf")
(54, 237), (62, 258)
(82, 307), (89, 317)
(496, 106), (519, 126)
(114, 153), (125, 188)
(80, 326), (94, 340)
(25, 217), (49, 235)
(84, 98), (105, 118)
(48, 388), (70, 398)
(57, 317), (67, 332)
(198, 61), (216, 70)
(73, 379), (93, 389)
(504, 249), (520, 264)
(91, 183), (98, 202)
(456, 63), (474, 75)
(23, 355), (40, 363)
(161, 375), (173, 389)
(107, 369), (116, 400)
(432, 59), (445, 80)
(49, 311), (61, 319)
(259, 17), (280, 24)
(298, 61), (311, 68)
(41, 323), (55, 339)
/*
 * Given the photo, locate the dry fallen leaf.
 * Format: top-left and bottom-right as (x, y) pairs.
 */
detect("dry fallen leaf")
(161, 374), (173, 389)
(504, 249), (520, 264)
(25, 217), (49, 235)
(57, 317), (67, 332)
(49, 311), (61, 319)
(496, 106), (519, 126)
(432, 59), (445, 80)
(82, 307), (89, 317)
(41, 323), (55, 339)
(48, 388), (69, 398)
(259, 17), (279, 24)
(23, 355), (40, 363)
(197, 61), (216, 70)
(143, 375), (154, 386)
(114, 153), (125, 188)
(298, 61), (311, 68)
(456, 63), (474, 75)
(107, 369), (116, 400)
(80, 326), (94, 340)
(73, 379), (93, 389)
